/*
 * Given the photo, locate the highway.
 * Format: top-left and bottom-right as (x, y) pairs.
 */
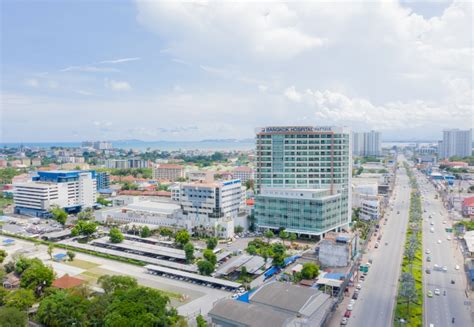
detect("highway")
(348, 156), (411, 327)
(417, 170), (472, 326)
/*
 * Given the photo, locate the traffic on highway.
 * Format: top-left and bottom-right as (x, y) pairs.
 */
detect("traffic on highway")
(417, 170), (472, 326)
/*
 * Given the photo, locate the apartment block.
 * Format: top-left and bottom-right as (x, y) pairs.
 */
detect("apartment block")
(152, 164), (185, 181)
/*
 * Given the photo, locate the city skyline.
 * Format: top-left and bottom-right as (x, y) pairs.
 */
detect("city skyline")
(1, 1), (472, 143)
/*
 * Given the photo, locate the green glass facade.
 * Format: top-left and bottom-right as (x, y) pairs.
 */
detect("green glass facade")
(254, 126), (351, 236)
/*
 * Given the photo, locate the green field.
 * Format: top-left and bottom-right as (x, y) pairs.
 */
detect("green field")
(65, 259), (100, 270)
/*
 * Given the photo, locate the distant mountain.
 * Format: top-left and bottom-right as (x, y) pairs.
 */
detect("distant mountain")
(200, 138), (254, 143)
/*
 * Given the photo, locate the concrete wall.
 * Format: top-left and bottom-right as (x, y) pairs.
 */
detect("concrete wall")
(319, 241), (349, 267)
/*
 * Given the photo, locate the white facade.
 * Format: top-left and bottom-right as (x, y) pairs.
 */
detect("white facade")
(95, 198), (235, 238)
(14, 182), (69, 211)
(13, 171), (97, 215)
(439, 129), (472, 158)
(352, 131), (381, 157)
(232, 167), (254, 183)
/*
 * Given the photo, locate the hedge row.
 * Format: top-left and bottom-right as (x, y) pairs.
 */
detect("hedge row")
(0, 231), (146, 267)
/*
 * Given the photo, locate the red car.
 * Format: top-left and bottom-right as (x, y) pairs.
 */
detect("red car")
(344, 310), (352, 318)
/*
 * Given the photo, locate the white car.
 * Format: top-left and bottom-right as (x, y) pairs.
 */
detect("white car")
(347, 304), (353, 311)
(442, 266), (447, 272)
(455, 265), (460, 270)
(442, 221), (446, 224)
(447, 236), (451, 241)
(425, 249), (431, 254)
(430, 222), (434, 226)
(349, 299), (356, 305)
(437, 240), (442, 244)
(356, 284), (362, 290)
(434, 289), (440, 295)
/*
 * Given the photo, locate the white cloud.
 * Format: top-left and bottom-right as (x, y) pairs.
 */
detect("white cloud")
(25, 78), (39, 87)
(75, 90), (94, 96)
(284, 86), (302, 102)
(60, 65), (119, 73)
(284, 87), (472, 131)
(105, 79), (132, 91)
(99, 57), (141, 64)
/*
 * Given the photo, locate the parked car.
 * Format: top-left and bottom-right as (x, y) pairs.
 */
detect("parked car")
(341, 317), (348, 325)
(352, 292), (359, 300)
(344, 310), (351, 318)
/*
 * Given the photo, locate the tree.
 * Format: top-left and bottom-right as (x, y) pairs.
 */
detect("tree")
(289, 233), (297, 243)
(246, 244), (257, 255)
(20, 261), (55, 296)
(272, 254), (285, 268)
(399, 272), (418, 317)
(245, 179), (254, 190)
(197, 260), (215, 276)
(98, 275), (138, 294)
(234, 225), (244, 234)
(67, 251), (76, 262)
(175, 230), (190, 248)
(77, 209), (94, 221)
(184, 243), (195, 263)
(159, 227), (173, 237)
(196, 314), (208, 327)
(109, 227), (124, 244)
(264, 230), (274, 244)
(271, 243), (286, 267)
(5, 289), (35, 311)
(0, 249), (7, 264)
(36, 290), (91, 327)
(15, 257), (42, 275)
(71, 220), (97, 239)
(50, 207), (67, 225)
(279, 230), (289, 246)
(103, 287), (178, 326)
(97, 196), (112, 206)
(206, 237), (218, 250)
(140, 225), (152, 238)
(301, 262), (319, 280)
(203, 249), (217, 266)
(0, 307), (27, 327)
(47, 244), (54, 260)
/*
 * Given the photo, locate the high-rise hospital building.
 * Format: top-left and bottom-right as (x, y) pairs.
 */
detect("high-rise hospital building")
(254, 126), (352, 237)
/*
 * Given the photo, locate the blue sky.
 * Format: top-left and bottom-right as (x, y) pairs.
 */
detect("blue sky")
(1, 0), (471, 142)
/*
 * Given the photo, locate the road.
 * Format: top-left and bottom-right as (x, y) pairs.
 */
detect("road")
(348, 157), (411, 327)
(417, 171), (472, 326)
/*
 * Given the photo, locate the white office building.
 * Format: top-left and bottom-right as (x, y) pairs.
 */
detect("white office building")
(14, 170), (97, 217)
(438, 129), (472, 159)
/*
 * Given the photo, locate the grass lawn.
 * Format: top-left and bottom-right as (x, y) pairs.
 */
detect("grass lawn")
(65, 259), (100, 270)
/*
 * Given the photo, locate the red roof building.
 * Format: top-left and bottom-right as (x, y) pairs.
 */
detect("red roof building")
(462, 196), (474, 218)
(52, 274), (85, 289)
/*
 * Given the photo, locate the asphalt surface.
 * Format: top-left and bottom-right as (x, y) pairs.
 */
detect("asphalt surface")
(418, 171), (472, 326)
(348, 157), (411, 327)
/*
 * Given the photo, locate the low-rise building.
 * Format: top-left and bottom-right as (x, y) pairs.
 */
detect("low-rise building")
(209, 281), (333, 327)
(462, 197), (474, 218)
(318, 232), (358, 267)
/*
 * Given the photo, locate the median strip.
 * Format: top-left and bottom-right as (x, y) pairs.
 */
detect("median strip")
(393, 163), (424, 327)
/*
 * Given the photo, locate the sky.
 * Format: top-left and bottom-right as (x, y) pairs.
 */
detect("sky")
(0, 0), (472, 142)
